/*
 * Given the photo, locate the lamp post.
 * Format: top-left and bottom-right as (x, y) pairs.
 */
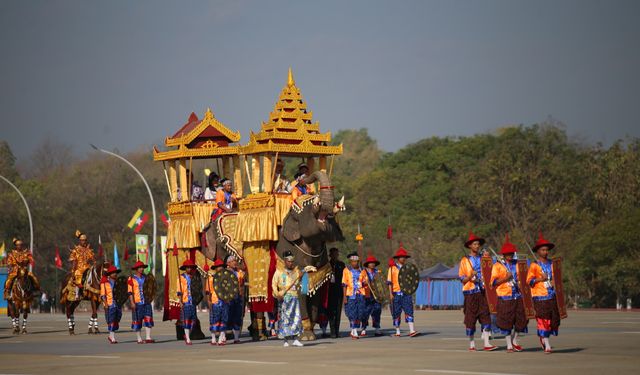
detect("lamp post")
(90, 145), (157, 275)
(0, 174), (34, 270)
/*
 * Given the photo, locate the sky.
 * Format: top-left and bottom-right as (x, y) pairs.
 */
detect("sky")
(1, 0), (639, 160)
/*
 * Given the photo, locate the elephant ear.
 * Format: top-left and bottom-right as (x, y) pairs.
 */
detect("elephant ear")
(282, 213), (301, 242)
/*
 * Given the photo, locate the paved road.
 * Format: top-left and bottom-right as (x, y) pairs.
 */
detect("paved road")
(1, 309), (639, 375)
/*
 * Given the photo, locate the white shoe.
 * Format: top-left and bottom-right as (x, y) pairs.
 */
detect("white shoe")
(360, 330), (367, 336)
(292, 339), (304, 347)
(283, 341), (290, 347)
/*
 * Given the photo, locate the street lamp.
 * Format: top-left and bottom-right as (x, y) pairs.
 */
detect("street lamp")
(90, 145), (157, 275)
(0, 174), (34, 268)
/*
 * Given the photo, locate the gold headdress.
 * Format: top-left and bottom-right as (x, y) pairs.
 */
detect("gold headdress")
(75, 230), (87, 240)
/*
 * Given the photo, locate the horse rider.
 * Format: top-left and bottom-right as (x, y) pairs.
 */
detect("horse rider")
(3, 238), (40, 300)
(67, 230), (96, 301)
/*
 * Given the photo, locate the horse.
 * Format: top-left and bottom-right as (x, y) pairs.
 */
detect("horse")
(60, 264), (104, 335)
(7, 265), (38, 334)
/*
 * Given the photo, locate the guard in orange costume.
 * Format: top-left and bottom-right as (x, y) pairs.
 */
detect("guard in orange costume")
(100, 265), (122, 344)
(490, 234), (528, 352)
(526, 232), (560, 354)
(387, 244), (418, 337)
(128, 261), (155, 344)
(458, 231), (496, 351)
(68, 230), (95, 301)
(176, 259), (198, 345)
(3, 238), (39, 300)
(359, 254), (383, 337)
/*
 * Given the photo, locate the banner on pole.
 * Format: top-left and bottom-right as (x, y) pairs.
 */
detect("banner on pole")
(160, 235), (167, 276)
(135, 234), (150, 274)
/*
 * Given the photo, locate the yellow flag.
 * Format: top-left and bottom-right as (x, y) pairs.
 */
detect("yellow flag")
(0, 242), (5, 259)
(127, 208), (144, 229)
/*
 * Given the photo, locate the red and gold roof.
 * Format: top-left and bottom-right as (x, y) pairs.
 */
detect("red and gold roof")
(153, 108), (241, 161)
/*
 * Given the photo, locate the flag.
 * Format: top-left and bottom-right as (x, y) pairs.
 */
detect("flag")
(0, 241), (5, 259)
(54, 247), (63, 269)
(386, 225), (393, 240)
(172, 241), (179, 256)
(160, 210), (170, 227)
(127, 208), (145, 230)
(135, 234), (150, 273)
(160, 236), (167, 276)
(133, 213), (149, 233)
(113, 243), (120, 269)
(123, 243), (129, 261)
(98, 235), (104, 260)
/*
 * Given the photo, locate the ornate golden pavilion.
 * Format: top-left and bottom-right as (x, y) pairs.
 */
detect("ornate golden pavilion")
(154, 69), (342, 307)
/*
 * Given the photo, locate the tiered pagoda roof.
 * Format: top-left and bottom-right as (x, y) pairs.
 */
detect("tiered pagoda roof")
(153, 108), (241, 161)
(242, 68), (342, 156)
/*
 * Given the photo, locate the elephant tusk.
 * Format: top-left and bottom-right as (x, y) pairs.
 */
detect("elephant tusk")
(334, 195), (346, 213)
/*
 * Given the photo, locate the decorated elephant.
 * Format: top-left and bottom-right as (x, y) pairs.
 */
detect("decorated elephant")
(276, 170), (345, 340)
(203, 170), (344, 340)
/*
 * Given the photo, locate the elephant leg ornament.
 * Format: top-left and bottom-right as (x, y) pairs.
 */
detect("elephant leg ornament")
(257, 317), (267, 341)
(301, 318), (316, 341)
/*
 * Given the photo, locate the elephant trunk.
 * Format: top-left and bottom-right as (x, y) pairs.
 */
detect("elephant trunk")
(303, 170), (334, 213)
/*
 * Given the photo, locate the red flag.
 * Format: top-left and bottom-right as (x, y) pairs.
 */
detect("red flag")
(123, 244), (129, 261)
(98, 235), (104, 258)
(54, 247), (62, 269)
(160, 210), (170, 227)
(172, 241), (179, 256)
(386, 225), (393, 240)
(134, 213), (149, 233)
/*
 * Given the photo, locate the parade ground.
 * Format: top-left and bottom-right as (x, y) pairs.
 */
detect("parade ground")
(1, 309), (639, 375)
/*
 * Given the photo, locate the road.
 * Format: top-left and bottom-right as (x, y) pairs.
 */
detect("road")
(1, 309), (639, 375)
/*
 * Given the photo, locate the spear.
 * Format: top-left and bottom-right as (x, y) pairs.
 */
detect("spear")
(356, 223), (363, 260)
(525, 241), (554, 290)
(524, 241), (537, 262)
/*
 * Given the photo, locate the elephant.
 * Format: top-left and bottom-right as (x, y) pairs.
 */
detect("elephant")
(276, 170), (345, 340)
(203, 169), (344, 341)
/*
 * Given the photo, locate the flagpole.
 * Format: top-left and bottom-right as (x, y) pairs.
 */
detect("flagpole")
(90, 144), (157, 276)
(0, 174), (34, 272)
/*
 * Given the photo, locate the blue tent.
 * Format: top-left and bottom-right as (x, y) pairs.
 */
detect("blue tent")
(419, 263), (450, 279)
(416, 264), (463, 309)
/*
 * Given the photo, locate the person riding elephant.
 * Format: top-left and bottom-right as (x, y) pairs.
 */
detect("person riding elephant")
(276, 170), (345, 340)
(67, 230), (96, 301)
(4, 238), (40, 300)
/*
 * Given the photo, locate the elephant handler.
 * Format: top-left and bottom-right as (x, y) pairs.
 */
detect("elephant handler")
(343, 252), (366, 339)
(226, 255), (245, 344)
(272, 251), (317, 347)
(211, 179), (238, 221)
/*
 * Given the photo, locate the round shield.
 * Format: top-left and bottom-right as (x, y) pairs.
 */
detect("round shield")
(369, 272), (389, 305)
(143, 273), (157, 304)
(114, 276), (129, 307)
(213, 269), (239, 303)
(398, 262), (419, 295)
(190, 272), (204, 306)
